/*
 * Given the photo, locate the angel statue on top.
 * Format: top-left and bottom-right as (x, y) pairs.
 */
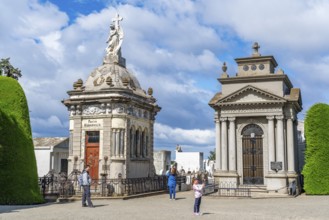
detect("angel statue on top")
(105, 13), (124, 63)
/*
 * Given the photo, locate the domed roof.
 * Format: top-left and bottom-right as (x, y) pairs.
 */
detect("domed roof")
(84, 63), (146, 96)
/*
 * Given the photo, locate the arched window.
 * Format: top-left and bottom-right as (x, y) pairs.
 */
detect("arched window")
(141, 130), (145, 158)
(241, 123), (264, 136)
(135, 129), (139, 157)
(143, 128), (148, 157)
(130, 127), (135, 158)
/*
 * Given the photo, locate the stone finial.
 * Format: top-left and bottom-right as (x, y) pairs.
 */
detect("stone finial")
(220, 62), (229, 78)
(252, 42), (261, 57)
(276, 68), (284, 75)
(73, 79), (83, 90)
(106, 76), (113, 86)
(147, 87), (153, 96)
(222, 62), (227, 73)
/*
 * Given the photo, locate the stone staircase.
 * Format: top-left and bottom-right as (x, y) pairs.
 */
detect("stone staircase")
(248, 185), (293, 198)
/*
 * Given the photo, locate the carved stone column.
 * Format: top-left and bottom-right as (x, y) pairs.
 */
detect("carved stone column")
(287, 117), (295, 173)
(267, 116), (275, 172)
(228, 117), (236, 171)
(215, 114), (221, 170)
(220, 117), (228, 171)
(276, 115), (285, 172)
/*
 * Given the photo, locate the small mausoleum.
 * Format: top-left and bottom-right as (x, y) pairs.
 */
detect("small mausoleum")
(209, 43), (302, 194)
(62, 14), (161, 180)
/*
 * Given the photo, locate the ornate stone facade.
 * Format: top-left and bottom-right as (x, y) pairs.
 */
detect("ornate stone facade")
(209, 43), (302, 194)
(62, 14), (160, 179)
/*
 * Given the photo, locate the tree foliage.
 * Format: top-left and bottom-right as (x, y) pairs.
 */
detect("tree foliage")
(0, 76), (43, 204)
(0, 58), (22, 80)
(302, 103), (329, 194)
(208, 148), (216, 160)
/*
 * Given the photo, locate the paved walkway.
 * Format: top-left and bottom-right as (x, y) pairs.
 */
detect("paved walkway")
(1, 191), (329, 220)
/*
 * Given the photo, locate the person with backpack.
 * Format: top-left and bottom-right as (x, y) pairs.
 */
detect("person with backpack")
(81, 165), (94, 208)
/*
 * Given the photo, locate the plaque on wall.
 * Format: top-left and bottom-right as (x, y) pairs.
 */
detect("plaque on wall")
(271, 161), (282, 172)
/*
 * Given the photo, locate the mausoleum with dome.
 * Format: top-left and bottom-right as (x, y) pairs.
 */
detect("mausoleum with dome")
(62, 14), (161, 180)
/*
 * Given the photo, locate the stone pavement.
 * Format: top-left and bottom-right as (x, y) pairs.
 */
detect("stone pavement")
(1, 191), (329, 220)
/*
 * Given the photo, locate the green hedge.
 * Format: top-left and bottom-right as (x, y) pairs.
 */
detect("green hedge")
(0, 76), (43, 204)
(302, 103), (329, 195)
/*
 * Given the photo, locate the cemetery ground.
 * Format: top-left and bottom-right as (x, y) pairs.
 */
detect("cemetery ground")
(1, 191), (329, 220)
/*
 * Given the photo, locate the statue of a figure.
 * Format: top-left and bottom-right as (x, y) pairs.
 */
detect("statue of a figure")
(106, 13), (124, 57)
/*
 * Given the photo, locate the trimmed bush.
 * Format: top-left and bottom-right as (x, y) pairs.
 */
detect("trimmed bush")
(302, 103), (329, 194)
(0, 76), (43, 204)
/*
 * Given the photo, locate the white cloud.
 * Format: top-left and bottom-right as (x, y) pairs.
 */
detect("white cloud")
(155, 123), (215, 145)
(198, 0), (329, 54)
(1, 0), (329, 156)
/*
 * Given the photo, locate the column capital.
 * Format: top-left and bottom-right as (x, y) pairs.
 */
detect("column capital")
(285, 115), (296, 121)
(214, 112), (220, 121)
(275, 115), (284, 120)
(228, 117), (236, 122)
(266, 115), (275, 120)
(220, 117), (227, 122)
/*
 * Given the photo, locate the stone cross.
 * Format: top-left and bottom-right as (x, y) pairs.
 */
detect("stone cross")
(252, 42), (260, 56)
(112, 13), (123, 30)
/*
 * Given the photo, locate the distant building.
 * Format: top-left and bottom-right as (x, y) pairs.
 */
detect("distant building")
(33, 137), (69, 176)
(175, 146), (204, 173)
(153, 150), (171, 175)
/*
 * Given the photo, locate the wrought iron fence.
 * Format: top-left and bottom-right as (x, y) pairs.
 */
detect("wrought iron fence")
(39, 170), (173, 199)
(215, 182), (251, 197)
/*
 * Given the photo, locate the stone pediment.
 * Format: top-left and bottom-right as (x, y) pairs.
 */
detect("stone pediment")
(215, 85), (286, 106)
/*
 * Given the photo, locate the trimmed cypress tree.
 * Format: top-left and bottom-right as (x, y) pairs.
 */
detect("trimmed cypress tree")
(302, 103), (329, 194)
(0, 76), (43, 204)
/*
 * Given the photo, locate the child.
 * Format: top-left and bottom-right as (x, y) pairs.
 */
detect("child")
(193, 179), (205, 215)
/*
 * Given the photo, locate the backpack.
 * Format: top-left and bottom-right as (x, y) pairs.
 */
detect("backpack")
(78, 173), (83, 186)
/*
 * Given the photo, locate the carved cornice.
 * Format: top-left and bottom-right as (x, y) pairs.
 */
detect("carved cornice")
(219, 74), (293, 89)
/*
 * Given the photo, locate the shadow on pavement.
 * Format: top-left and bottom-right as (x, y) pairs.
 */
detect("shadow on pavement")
(0, 202), (57, 214)
(202, 212), (213, 215)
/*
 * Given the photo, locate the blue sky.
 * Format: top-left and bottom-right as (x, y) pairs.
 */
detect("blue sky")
(1, 0), (329, 158)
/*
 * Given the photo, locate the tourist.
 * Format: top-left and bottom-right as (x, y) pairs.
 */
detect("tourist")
(193, 179), (205, 216)
(167, 166), (177, 200)
(81, 165), (94, 208)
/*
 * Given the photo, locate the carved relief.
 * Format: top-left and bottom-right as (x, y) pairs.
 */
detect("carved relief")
(113, 104), (124, 114)
(93, 76), (105, 86)
(82, 105), (106, 115)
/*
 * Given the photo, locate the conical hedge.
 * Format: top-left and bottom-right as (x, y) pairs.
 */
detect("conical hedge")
(0, 76), (43, 204)
(302, 103), (329, 194)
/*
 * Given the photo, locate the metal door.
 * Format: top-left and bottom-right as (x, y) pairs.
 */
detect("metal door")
(242, 124), (264, 185)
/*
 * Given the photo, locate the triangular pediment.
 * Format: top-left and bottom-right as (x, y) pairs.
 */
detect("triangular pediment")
(216, 85), (286, 106)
